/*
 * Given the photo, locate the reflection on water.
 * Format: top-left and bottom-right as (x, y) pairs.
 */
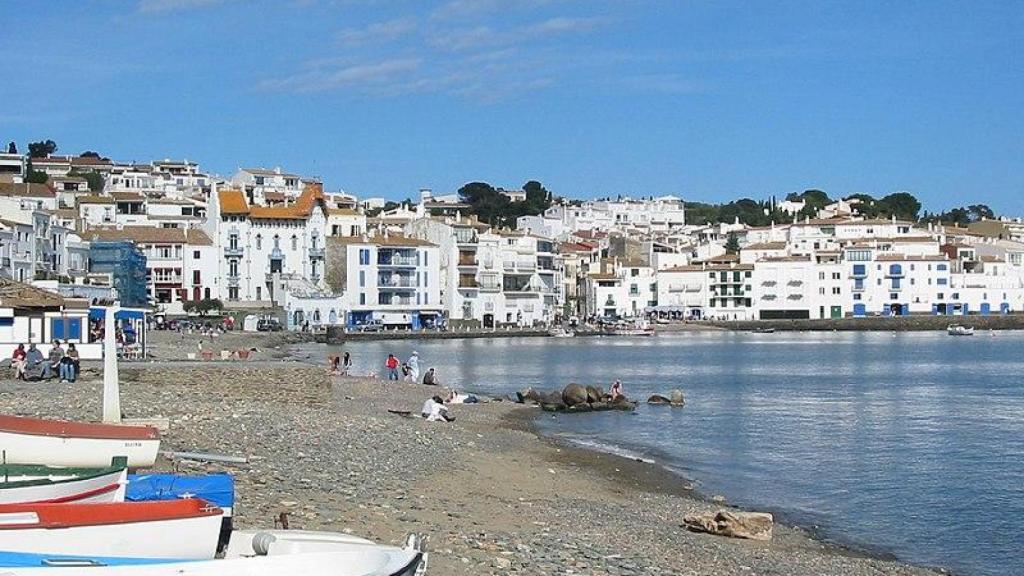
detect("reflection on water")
(319, 331), (1024, 576)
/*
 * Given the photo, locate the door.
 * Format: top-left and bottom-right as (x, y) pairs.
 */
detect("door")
(980, 303), (991, 315)
(853, 304), (866, 317)
(483, 314), (494, 328)
(830, 306), (842, 319)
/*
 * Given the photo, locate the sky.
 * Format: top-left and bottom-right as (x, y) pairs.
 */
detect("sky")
(2, 1), (1022, 214)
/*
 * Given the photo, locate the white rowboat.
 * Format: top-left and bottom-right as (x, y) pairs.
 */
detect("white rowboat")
(0, 500), (222, 560)
(0, 415), (159, 469)
(0, 461), (127, 505)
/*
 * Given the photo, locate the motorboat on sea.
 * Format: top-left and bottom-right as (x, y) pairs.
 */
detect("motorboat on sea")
(0, 529), (428, 575)
(0, 415), (160, 469)
(0, 499), (223, 560)
(0, 459), (127, 505)
(947, 324), (975, 336)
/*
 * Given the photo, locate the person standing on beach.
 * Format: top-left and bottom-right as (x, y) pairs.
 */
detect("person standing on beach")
(342, 352), (352, 375)
(407, 351), (420, 382)
(385, 354), (400, 380)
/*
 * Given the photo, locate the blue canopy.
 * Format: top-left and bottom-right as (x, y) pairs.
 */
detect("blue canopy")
(126, 473), (235, 512)
(88, 308), (146, 320)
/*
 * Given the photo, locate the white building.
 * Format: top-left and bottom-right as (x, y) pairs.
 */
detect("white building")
(585, 260), (657, 318)
(231, 167), (305, 204)
(205, 185), (329, 306)
(326, 234), (442, 329)
(81, 226), (218, 315)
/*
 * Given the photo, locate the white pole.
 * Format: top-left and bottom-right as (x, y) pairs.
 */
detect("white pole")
(102, 305), (121, 423)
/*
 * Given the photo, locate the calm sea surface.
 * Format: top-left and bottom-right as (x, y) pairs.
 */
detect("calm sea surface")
(319, 332), (1024, 576)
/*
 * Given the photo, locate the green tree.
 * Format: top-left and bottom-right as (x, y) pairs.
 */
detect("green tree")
(25, 170), (48, 184)
(875, 192), (921, 220)
(79, 151), (102, 159)
(725, 233), (740, 254)
(458, 181), (510, 226)
(27, 139), (57, 158)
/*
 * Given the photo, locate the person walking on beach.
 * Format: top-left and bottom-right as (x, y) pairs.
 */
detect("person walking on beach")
(342, 352), (352, 375)
(406, 351), (420, 382)
(385, 354), (400, 380)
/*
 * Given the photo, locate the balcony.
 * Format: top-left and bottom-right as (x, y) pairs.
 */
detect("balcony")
(378, 297), (414, 306)
(761, 280), (777, 287)
(379, 277), (416, 288)
(377, 256), (417, 267)
(309, 247), (325, 259)
(228, 275), (240, 287)
(885, 269), (905, 278)
(480, 283), (501, 292)
(458, 255), (477, 267)
(459, 279), (479, 289)
(850, 269), (867, 279)
(224, 246), (243, 257)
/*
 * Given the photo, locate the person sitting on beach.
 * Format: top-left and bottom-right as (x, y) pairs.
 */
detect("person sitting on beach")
(421, 395), (454, 422)
(610, 379), (624, 401)
(24, 344), (46, 379)
(445, 388), (479, 404)
(61, 343), (79, 383)
(10, 344), (27, 380)
(330, 354), (341, 375)
(385, 354), (400, 380)
(49, 340), (65, 381)
(422, 367), (437, 386)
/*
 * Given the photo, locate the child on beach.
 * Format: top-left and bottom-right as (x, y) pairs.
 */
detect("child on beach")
(385, 354), (400, 380)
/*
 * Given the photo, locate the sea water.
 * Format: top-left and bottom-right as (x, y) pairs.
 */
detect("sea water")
(322, 331), (1024, 575)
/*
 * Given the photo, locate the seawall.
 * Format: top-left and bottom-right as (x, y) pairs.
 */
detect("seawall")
(708, 314), (1024, 332)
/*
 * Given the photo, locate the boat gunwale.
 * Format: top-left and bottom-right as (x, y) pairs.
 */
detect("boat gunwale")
(0, 499), (222, 530)
(0, 415), (159, 441)
(0, 465), (126, 490)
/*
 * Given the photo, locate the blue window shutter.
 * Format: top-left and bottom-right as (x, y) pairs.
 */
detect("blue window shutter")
(68, 318), (82, 340)
(51, 319), (65, 339)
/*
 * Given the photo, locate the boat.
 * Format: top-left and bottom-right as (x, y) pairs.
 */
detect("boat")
(548, 327), (575, 338)
(126, 473), (234, 550)
(0, 415), (160, 468)
(752, 327), (776, 334)
(606, 321), (655, 336)
(0, 459), (127, 505)
(947, 324), (975, 336)
(0, 531), (427, 575)
(0, 499), (222, 560)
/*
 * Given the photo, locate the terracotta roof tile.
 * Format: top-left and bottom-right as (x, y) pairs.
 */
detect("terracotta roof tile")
(83, 226), (212, 246)
(218, 188), (249, 214)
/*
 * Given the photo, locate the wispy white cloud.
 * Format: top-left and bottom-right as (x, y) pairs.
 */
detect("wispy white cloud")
(336, 18), (418, 46)
(258, 58), (422, 93)
(427, 15), (610, 52)
(137, 0), (226, 13)
(430, 0), (564, 21)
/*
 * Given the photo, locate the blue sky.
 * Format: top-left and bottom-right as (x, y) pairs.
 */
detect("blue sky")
(2, 1), (1022, 213)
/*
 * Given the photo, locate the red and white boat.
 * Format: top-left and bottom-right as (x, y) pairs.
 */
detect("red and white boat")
(0, 415), (160, 468)
(0, 460), (128, 505)
(0, 499), (222, 560)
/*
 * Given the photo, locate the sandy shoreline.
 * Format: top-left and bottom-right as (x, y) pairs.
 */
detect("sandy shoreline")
(0, 330), (946, 575)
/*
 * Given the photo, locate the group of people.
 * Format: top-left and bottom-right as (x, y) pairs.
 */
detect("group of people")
(384, 352), (426, 383)
(329, 352), (353, 375)
(10, 341), (80, 382)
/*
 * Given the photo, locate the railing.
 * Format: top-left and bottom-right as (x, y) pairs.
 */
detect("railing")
(228, 276), (240, 286)
(458, 257), (477, 267)
(378, 256), (417, 267)
(459, 279), (479, 288)
(480, 283), (500, 292)
(379, 298), (414, 306)
(224, 246), (243, 257)
(309, 247), (325, 258)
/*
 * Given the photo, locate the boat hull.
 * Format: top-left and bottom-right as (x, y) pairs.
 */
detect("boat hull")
(0, 467), (127, 505)
(0, 501), (222, 560)
(0, 416), (159, 468)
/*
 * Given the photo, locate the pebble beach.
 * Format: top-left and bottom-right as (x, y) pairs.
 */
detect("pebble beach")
(0, 331), (945, 576)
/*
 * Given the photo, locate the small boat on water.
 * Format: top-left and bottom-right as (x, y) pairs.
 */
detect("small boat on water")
(751, 327), (776, 334)
(947, 324), (975, 336)
(0, 415), (160, 469)
(0, 531), (427, 575)
(0, 499), (222, 560)
(548, 327), (575, 338)
(606, 321), (655, 336)
(0, 459), (127, 505)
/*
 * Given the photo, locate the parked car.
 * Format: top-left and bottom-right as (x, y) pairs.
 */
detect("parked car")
(356, 320), (384, 332)
(256, 318), (283, 332)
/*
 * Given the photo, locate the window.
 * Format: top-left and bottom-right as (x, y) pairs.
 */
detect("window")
(832, 287), (841, 295)
(952, 292), (960, 300)
(359, 249), (370, 265)
(359, 271), (365, 287)
(273, 235), (280, 249)
(832, 272), (840, 280)
(630, 283), (639, 295)
(192, 270), (201, 285)
(229, 234), (239, 250)
(631, 269), (639, 277)
(890, 293), (898, 300)
(937, 293), (944, 300)
(853, 293), (862, 300)
(853, 264), (866, 276)
(936, 263), (948, 271)
(937, 278), (948, 285)
(255, 235), (262, 250)
(256, 287), (262, 300)
(359, 293), (366, 305)
(193, 250), (200, 259)
(229, 260), (238, 276)
(291, 235), (298, 250)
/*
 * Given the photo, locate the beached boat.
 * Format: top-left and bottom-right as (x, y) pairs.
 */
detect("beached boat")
(0, 531), (427, 575)
(0, 460), (127, 505)
(0, 499), (222, 560)
(751, 327), (776, 334)
(606, 322), (655, 336)
(947, 324), (975, 336)
(548, 327), (575, 338)
(0, 415), (160, 468)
